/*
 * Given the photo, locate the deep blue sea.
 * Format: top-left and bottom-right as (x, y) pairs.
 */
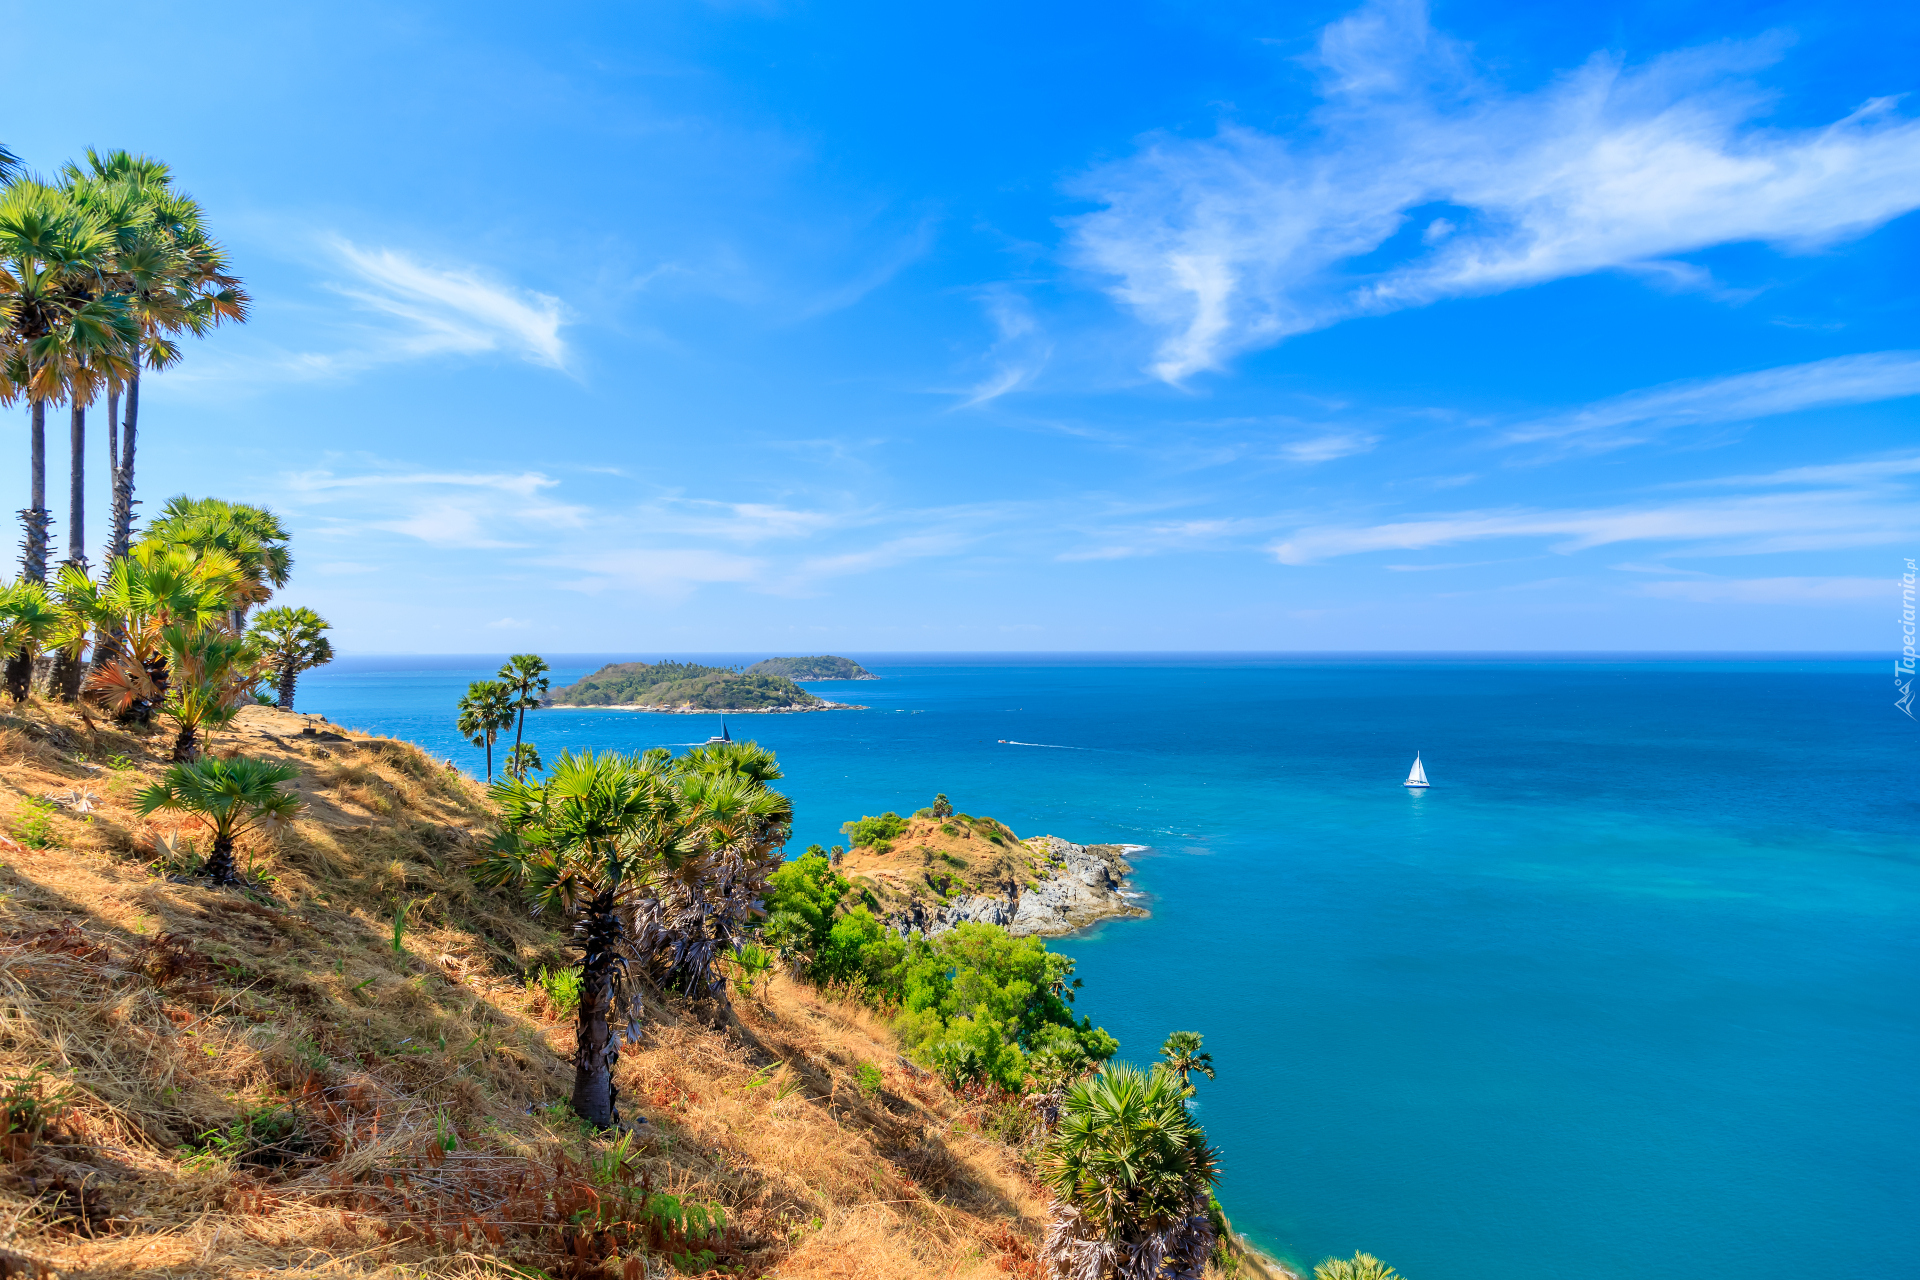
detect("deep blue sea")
(299, 653), (1917, 1280)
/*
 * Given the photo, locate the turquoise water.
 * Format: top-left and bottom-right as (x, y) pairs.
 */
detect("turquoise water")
(299, 654), (1918, 1280)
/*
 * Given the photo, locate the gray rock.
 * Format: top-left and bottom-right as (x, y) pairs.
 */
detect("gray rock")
(888, 837), (1145, 940)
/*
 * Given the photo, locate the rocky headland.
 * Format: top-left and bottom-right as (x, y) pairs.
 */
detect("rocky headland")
(835, 810), (1146, 939)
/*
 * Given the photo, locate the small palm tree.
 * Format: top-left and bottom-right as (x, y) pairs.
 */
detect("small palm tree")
(504, 741), (543, 781)
(497, 653), (549, 761)
(249, 605), (333, 710)
(456, 678), (516, 780)
(135, 756), (302, 886)
(0, 579), (78, 702)
(1157, 1031), (1215, 1097)
(1036, 1062), (1221, 1280)
(474, 751), (678, 1127)
(141, 497), (290, 630)
(1315, 1254), (1404, 1280)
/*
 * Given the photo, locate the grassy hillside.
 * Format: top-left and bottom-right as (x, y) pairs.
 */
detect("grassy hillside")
(836, 809), (1053, 917)
(0, 699), (1062, 1279)
(547, 660), (823, 709)
(744, 656), (875, 682)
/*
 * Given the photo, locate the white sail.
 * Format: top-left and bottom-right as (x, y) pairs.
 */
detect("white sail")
(1404, 755), (1429, 787)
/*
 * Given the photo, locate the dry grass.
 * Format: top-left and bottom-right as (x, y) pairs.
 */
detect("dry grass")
(0, 699), (1061, 1279)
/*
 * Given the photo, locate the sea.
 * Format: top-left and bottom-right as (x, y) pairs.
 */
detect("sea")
(297, 653), (1917, 1280)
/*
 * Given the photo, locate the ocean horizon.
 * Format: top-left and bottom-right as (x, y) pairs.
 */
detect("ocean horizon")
(299, 651), (1917, 1280)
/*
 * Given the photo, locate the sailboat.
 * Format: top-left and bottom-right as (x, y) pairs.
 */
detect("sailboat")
(1403, 753), (1430, 789)
(704, 720), (733, 746)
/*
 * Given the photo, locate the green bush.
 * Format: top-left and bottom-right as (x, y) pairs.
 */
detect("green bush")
(528, 964), (582, 1016)
(10, 799), (58, 850)
(854, 1062), (883, 1099)
(840, 812), (907, 849)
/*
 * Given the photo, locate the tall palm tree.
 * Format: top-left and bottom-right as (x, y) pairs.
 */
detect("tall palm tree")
(136, 755), (301, 887)
(0, 180), (130, 593)
(474, 751), (680, 1127)
(0, 144), (21, 187)
(248, 605), (333, 710)
(141, 496), (290, 630)
(58, 153), (249, 564)
(1156, 1032), (1215, 1098)
(1037, 1063), (1221, 1280)
(497, 652), (550, 761)
(456, 679), (516, 780)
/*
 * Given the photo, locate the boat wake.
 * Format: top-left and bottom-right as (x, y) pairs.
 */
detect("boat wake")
(999, 740), (1088, 749)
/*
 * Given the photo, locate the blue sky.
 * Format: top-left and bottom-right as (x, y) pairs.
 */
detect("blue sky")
(6, 0), (1918, 652)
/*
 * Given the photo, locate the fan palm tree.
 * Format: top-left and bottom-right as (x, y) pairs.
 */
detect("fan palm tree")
(456, 679), (516, 780)
(248, 605), (333, 710)
(497, 652), (550, 761)
(135, 755), (301, 887)
(0, 144), (20, 187)
(141, 497), (290, 630)
(474, 751), (683, 1127)
(1156, 1032), (1215, 1098)
(1314, 1255), (1403, 1280)
(155, 624), (257, 760)
(504, 741), (543, 781)
(58, 153), (250, 564)
(1036, 1063), (1221, 1280)
(0, 179), (130, 595)
(83, 543), (243, 725)
(0, 579), (78, 703)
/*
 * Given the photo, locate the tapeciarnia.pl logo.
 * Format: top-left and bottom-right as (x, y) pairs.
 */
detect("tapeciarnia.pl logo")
(1899, 558), (1916, 719)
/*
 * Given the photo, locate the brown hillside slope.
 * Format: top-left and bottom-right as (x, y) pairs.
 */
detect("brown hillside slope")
(0, 700), (1061, 1279)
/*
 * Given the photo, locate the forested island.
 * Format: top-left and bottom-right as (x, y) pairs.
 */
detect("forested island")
(545, 658), (868, 711)
(746, 654), (876, 681)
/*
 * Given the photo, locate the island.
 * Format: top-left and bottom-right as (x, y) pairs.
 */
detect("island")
(745, 654), (877, 681)
(833, 800), (1145, 938)
(544, 659), (867, 712)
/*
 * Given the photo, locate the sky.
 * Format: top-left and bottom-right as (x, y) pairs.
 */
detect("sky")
(4, 0), (1918, 652)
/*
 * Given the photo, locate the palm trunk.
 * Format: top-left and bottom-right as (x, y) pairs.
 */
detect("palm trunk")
(514, 704), (527, 757)
(67, 402), (84, 568)
(570, 892), (623, 1128)
(171, 720), (199, 763)
(484, 734), (494, 782)
(108, 367), (138, 561)
(21, 398), (49, 582)
(277, 663), (297, 711)
(203, 828), (239, 886)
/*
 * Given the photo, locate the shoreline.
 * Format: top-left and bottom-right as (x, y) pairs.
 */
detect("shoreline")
(881, 837), (1148, 940)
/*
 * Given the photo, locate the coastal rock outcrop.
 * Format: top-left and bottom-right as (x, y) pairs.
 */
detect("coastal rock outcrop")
(885, 837), (1144, 939)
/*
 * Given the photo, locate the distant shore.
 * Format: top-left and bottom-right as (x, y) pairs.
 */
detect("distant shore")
(542, 701), (868, 713)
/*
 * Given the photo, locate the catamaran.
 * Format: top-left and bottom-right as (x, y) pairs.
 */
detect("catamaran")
(704, 721), (733, 746)
(1403, 753), (1430, 789)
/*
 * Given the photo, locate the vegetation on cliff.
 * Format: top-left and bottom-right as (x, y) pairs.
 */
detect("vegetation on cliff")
(547, 659), (824, 709)
(745, 654), (876, 681)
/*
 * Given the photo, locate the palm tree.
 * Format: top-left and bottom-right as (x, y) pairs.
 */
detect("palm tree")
(1036, 1063), (1221, 1280)
(0, 144), (20, 187)
(1156, 1032), (1215, 1098)
(0, 179), (131, 596)
(1314, 1255), (1404, 1280)
(156, 624), (257, 760)
(474, 751), (679, 1127)
(504, 741), (543, 781)
(249, 605), (333, 710)
(82, 542), (243, 726)
(497, 652), (550, 761)
(141, 497), (290, 630)
(135, 755), (301, 887)
(58, 152), (250, 564)
(0, 579), (78, 703)
(456, 679), (516, 780)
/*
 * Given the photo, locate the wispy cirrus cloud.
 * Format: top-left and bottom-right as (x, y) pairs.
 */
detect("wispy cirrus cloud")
(1506, 352), (1920, 453)
(1636, 575), (1887, 603)
(956, 288), (1052, 407)
(1071, 0), (1920, 381)
(1270, 483), (1914, 564)
(329, 240), (570, 369)
(281, 468), (589, 549)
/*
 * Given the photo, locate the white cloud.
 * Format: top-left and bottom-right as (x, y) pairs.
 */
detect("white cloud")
(1270, 486), (1915, 563)
(485, 616), (533, 629)
(632, 499), (852, 544)
(280, 468), (590, 550)
(1508, 352), (1920, 452)
(560, 549), (765, 601)
(328, 240), (570, 370)
(1638, 576), (1887, 603)
(1071, 0), (1920, 380)
(957, 289), (1052, 407)
(1280, 430), (1377, 463)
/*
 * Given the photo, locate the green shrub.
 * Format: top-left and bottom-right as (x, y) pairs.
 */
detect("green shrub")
(854, 1062), (883, 1099)
(10, 798), (58, 850)
(528, 964), (582, 1016)
(840, 812), (907, 849)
